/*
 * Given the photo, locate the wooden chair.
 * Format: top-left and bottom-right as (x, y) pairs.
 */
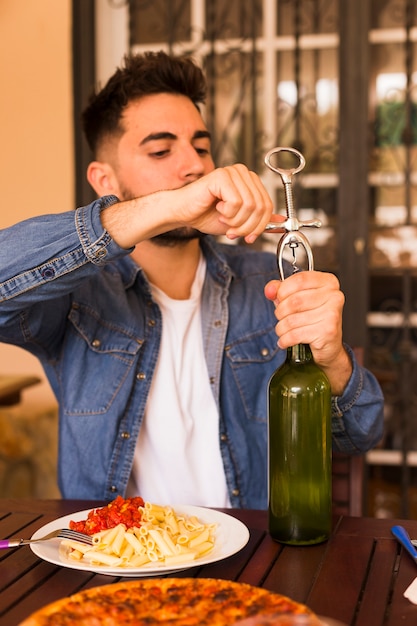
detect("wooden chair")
(332, 452), (364, 516)
(330, 346), (366, 517)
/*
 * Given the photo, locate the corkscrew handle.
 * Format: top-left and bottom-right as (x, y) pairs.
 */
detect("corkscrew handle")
(263, 147), (321, 280)
(264, 147), (305, 222)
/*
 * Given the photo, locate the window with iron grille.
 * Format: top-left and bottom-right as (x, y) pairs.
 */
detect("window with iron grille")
(75, 0), (417, 518)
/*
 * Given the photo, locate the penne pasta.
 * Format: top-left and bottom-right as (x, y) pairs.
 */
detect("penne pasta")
(163, 552), (197, 565)
(62, 502), (217, 569)
(111, 525), (127, 555)
(164, 511), (180, 535)
(148, 529), (176, 556)
(124, 531), (144, 554)
(146, 549), (159, 562)
(193, 541), (215, 556)
(188, 528), (210, 549)
(83, 550), (123, 566)
(60, 539), (91, 555)
(93, 525), (122, 546)
(129, 552), (151, 567)
(119, 542), (134, 561)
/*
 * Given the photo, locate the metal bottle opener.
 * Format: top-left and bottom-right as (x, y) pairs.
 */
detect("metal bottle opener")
(263, 147), (322, 279)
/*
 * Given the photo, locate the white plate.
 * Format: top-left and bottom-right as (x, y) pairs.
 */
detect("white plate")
(30, 505), (250, 577)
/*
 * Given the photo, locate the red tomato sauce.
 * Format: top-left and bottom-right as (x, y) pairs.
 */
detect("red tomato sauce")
(69, 496), (145, 535)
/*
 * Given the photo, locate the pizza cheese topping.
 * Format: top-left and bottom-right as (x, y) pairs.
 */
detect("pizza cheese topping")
(19, 578), (321, 626)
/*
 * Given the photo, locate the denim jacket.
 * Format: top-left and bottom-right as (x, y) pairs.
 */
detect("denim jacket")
(0, 196), (384, 508)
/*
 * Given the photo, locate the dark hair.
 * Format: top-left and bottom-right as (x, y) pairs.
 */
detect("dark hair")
(82, 51), (207, 154)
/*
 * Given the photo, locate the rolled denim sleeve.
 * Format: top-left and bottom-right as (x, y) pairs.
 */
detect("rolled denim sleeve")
(331, 344), (384, 453)
(0, 196), (130, 310)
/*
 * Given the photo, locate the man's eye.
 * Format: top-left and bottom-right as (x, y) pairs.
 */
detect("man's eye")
(195, 147), (210, 155)
(150, 149), (170, 158)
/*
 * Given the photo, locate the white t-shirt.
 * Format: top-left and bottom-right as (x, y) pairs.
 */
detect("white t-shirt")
(127, 255), (231, 507)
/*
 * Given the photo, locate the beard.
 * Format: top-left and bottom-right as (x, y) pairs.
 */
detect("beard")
(118, 183), (204, 247)
(151, 226), (204, 247)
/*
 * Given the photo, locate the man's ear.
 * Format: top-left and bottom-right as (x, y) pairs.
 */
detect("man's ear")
(87, 161), (120, 198)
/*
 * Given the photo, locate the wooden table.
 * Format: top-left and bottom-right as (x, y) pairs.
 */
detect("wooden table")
(1, 499), (417, 626)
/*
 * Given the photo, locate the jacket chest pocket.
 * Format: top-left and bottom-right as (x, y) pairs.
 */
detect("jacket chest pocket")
(62, 305), (144, 415)
(224, 327), (282, 423)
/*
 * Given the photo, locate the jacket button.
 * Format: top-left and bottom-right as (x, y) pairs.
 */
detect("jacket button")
(40, 267), (55, 279)
(121, 432), (130, 439)
(110, 485), (117, 492)
(232, 489), (240, 497)
(92, 339), (101, 348)
(148, 319), (156, 327)
(136, 372), (146, 380)
(261, 347), (269, 357)
(220, 434), (227, 442)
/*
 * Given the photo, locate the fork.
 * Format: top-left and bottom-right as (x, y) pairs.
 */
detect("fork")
(0, 528), (93, 549)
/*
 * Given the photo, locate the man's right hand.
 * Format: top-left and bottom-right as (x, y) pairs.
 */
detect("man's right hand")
(101, 164), (278, 248)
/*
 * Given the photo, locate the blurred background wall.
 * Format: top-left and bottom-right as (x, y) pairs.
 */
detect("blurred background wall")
(0, 0), (73, 413)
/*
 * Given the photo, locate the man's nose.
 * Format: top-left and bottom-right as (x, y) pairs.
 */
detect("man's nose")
(179, 145), (206, 178)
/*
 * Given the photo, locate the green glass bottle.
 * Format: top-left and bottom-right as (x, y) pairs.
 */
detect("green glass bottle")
(268, 343), (332, 545)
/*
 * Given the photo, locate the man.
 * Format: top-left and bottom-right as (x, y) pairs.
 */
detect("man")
(0, 52), (383, 507)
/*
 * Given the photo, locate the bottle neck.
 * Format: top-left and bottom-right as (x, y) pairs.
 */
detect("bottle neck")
(286, 344), (313, 364)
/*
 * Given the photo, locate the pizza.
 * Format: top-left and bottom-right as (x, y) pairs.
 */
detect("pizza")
(19, 578), (321, 625)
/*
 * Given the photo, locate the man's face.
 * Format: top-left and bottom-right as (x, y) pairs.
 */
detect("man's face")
(103, 93), (215, 245)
